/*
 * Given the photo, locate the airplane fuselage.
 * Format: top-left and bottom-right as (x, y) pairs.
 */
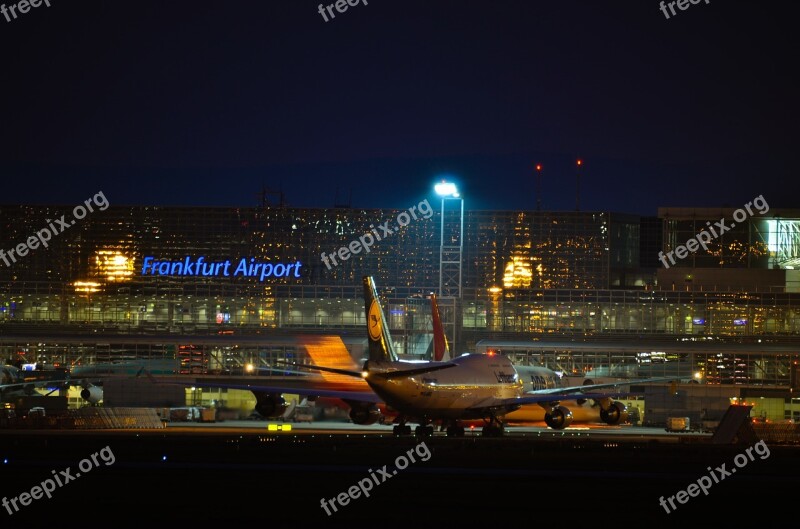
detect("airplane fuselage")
(1, 365), (19, 386)
(365, 354), (523, 420)
(1, 365), (43, 400)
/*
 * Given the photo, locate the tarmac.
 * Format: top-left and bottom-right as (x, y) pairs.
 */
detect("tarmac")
(1, 420), (797, 527)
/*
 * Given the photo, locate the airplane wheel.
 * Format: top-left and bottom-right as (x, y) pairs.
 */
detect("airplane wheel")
(415, 425), (435, 437)
(481, 425), (502, 437)
(446, 425), (465, 437)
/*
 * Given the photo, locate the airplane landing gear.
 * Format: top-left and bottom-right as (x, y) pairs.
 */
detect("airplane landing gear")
(392, 424), (412, 436)
(481, 424), (504, 437)
(415, 424), (435, 437)
(446, 422), (465, 437)
(392, 417), (412, 436)
(481, 415), (505, 437)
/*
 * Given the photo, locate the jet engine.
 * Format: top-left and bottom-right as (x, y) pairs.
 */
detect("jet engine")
(348, 403), (381, 425)
(544, 405), (573, 429)
(253, 392), (287, 418)
(80, 385), (103, 404)
(600, 401), (628, 425)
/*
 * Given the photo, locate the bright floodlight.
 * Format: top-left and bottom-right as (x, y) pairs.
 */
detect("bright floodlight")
(435, 181), (458, 197)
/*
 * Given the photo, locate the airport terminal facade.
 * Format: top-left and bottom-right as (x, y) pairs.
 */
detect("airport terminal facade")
(2, 199), (800, 419)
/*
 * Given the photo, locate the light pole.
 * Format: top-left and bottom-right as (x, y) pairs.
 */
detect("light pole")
(435, 181), (463, 298)
(576, 158), (583, 212)
(434, 180), (463, 359)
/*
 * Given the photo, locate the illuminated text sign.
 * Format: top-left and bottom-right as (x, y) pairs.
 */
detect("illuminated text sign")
(141, 256), (302, 282)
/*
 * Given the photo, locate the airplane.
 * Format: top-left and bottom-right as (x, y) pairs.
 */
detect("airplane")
(70, 358), (184, 404)
(1, 364), (71, 404)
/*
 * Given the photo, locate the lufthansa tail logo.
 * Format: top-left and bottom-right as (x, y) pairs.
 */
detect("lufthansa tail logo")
(368, 299), (382, 341)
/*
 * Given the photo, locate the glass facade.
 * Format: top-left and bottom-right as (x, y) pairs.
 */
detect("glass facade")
(659, 207), (800, 270)
(1, 203), (799, 385)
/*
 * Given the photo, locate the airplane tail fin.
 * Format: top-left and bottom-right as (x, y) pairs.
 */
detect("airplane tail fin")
(363, 276), (399, 363)
(431, 293), (449, 361)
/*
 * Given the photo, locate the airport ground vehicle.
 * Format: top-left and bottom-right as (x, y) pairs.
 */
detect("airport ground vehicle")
(293, 405), (314, 423)
(665, 416), (690, 432)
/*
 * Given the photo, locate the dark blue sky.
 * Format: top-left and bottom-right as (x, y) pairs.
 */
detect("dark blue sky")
(2, 1), (798, 214)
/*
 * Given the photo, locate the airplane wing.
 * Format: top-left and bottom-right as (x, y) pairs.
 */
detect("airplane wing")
(514, 390), (646, 404)
(0, 378), (72, 392)
(468, 390), (650, 415)
(275, 361), (364, 378)
(148, 377), (382, 404)
(276, 360), (458, 380)
(527, 376), (675, 396)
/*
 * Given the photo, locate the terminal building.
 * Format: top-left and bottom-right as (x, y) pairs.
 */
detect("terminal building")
(1, 196), (799, 423)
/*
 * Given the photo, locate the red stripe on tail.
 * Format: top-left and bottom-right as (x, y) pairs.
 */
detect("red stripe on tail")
(431, 294), (448, 361)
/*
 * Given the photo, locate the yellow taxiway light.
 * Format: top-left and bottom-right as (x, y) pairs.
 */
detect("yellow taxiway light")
(267, 423), (292, 432)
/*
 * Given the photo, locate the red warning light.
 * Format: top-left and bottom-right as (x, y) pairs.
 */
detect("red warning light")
(535, 164), (542, 171)
(577, 159), (583, 166)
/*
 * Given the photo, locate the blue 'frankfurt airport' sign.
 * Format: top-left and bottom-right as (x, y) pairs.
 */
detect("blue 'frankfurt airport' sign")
(142, 256), (302, 282)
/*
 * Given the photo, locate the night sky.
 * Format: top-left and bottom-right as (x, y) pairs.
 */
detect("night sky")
(2, 0), (798, 214)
